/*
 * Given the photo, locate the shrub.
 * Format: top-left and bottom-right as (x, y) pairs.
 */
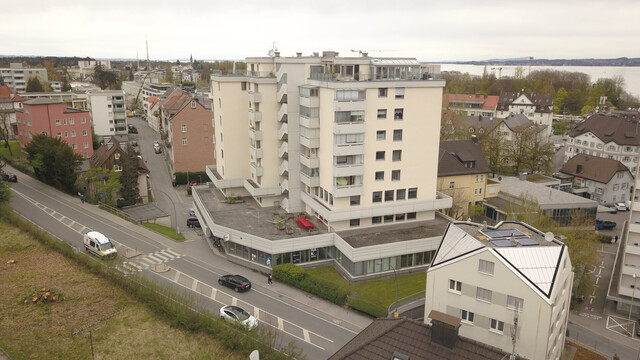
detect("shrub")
(273, 263), (305, 282)
(348, 297), (388, 318)
(598, 234), (613, 243)
(174, 171), (208, 185)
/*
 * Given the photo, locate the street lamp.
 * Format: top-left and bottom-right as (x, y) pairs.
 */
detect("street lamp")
(377, 260), (399, 318)
(155, 189), (179, 240)
(629, 274), (637, 336)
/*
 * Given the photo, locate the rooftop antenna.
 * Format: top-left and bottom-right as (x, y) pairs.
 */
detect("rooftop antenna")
(136, 51), (139, 70)
(509, 310), (519, 360)
(267, 41), (278, 57)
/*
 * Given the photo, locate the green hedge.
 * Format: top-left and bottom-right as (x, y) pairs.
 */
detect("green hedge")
(273, 264), (347, 305)
(598, 234), (613, 243)
(174, 171), (208, 185)
(347, 297), (388, 318)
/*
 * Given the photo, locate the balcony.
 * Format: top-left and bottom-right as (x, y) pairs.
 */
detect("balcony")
(333, 122), (365, 135)
(249, 145), (263, 159)
(300, 116), (319, 129)
(279, 142), (288, 158)
(112, 98), (124, 105)
(334, 164), (364, 177)
(250, 162), (264, 177)
(333, 143), (364, 156)
(300, 135), (320, 149)
(278, 122), (288, 140)
(300, 96), (319, 108)
(243, 179), (282, 198)
(248, 91), (262, 103)
(249, 128), (263, 141)
(249, 109), (262, 123)
(114, 112), (126, 120)
(280, 179), (289, 192)
(301, 172), (320, 187)
(333, 99), (366, 112)
(278, 103), (288, 122)
(279, 160), (289, 175)
(333, 183), (363, 197)
(206, 165), (244, 189)
(277, 82), (287, 103)
(300, 154), (320, 168)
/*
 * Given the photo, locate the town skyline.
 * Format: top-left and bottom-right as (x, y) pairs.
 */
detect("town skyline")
(3, 0), (639, 62)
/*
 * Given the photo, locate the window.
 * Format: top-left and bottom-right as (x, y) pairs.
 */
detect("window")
(449, 279), (462, 293)
(384, 215), (394, 223)
(375, 171), (384, 180)
(373, 191), (382, 203)
(408, 188), (417, 199)
(407, 212), (416, 220)
(479, 259), (494, 275)
(65, 131), (68, 137)
(476, 287), (492, 302)
(372, 216), (382, 224)
(350, 195), (360, 206)
(394, 109), (404, 120)
(84, 142), (88, 149)
(69, 119), (74, 125)
(376, 151), (385, 160)
(55, 119), (61, 126)
(71, 130), (76, 137)
(113, 165), (122, 172)
(191, 100), (196, 109)
(393, 129), (403, 141)
(63, 119), (67, 125)
(114, 153), (120, 160)
(507, 295), (524, 312)
(72, 143), (77, 149)
(396, 189), (406, 200)
(449, 181), (455, 189)
(377, 130), (386, 140)
(392, 170), (401, 181)
(241, 82), (247, 90)
(182, 138), (188, 146)
(461, 310), (474, 323)
(490, 319), (505, 332)
(377, 109), (387, 119)
(378, 88), (388, 97)
(392, 150), (402, 161)
(395, 88), (404, 99)
(56, 132), (61, 139)
(350, 219), (360, 227)
(181, 124), (187, 132)
(385, 190), (394, 201)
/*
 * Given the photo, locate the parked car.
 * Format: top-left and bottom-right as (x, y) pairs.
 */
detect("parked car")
(218, 274), (252, 292)
(127, 124), (138, 134)
(615, 202), (627, 211)
(154, 147), (162, 154)
(595, 218), (617, 230)
(219, 305), (258, 330)
(189, 208), (196, 217)
(186, 217), (200, 228)
(2, 173), (17, 182)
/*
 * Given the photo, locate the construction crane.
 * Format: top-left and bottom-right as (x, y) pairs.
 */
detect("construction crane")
(491, 67), (503, 79)
(350, 49), (394, 57)
(520, 56), (533, 75)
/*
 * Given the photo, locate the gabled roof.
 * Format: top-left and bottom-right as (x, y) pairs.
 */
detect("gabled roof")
(463, 115), (503, 134)
(444, 94), (500, 110)
(567, 113), (640, 146)
(431, 222), (566, 298)
(497, 92), (553, 113)
(560, 153), (631, 184)
(438, 140), (491, 176)
(90, 137), (124, 168)
(503, 113), (537, 132)
(0, 84), (12, 99)
(329, 317), (512, 360)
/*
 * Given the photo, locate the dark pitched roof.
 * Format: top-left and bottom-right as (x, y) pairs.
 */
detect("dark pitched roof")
(329, 317), (514, 360)
(90, 137), (124, 168)
(567, 113), (640, 146)
(503, 113), (536, 132)
(463, 115), (503, 134)
(560, 153), (631, 183)
(438, 140), (491, 176)
(497, 92), (553, 113)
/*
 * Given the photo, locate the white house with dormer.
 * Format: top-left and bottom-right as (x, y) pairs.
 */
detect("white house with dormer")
(425, 221), (573, 360)
(496, 92), (554, 138)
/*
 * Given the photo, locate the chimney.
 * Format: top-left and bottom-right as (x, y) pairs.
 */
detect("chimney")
(428, 310), (461, 349)
(361, 52), (368, 57)
(274, 51), (280, 57)
(296, 52), (302, 57)
(313, 52), (319, 57)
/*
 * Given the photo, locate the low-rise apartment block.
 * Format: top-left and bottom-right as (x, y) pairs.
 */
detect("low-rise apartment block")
(87, 90), (128, 137)
(0, 63), (48, 93)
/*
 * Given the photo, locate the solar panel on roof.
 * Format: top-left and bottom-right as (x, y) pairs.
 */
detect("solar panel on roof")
(483, 229), (525, 239)
(516, 237), (539, 246)
(491, 239), (516, 247)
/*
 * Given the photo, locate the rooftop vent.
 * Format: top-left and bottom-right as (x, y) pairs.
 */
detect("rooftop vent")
(296, 52), (302, 57)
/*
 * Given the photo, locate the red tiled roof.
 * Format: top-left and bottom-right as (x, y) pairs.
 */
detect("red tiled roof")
(0, 84), (12, 99)
(445, 94), (500, 110)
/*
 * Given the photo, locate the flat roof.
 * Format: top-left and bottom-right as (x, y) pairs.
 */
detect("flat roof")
(497, 176), (597, 209)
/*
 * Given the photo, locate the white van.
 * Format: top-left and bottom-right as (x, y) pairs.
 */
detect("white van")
(83, 231), (117, 258)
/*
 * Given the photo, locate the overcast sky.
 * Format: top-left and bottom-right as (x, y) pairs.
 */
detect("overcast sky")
(3, 0), (639, 62)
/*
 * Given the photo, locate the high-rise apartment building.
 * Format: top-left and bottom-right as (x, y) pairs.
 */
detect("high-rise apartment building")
(208, 51), (448, 232)
(87, 90), (128, 137)
(0, 63), (48, 93)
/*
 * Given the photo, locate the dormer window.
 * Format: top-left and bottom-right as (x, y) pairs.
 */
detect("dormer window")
(114, 153), (120, 160)
(191, 100), (196, 109)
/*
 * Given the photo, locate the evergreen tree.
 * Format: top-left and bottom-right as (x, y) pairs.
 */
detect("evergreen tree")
(25, 134), (82, 193)
(25, 76), (44, 92)
(118, 145), (141, 205)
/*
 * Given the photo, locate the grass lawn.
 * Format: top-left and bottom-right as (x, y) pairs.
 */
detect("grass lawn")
(306, 266), (426, 318)
(142, 222), (186, 241)
(0, 141), (22, 159)
(0, 221), (243, 359)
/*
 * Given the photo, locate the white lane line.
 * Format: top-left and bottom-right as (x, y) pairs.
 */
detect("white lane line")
(138, 257), (154, 266)
(173, 270), (181, 282)
(254, 307), (260, 321)
(146, 254), (164, 263)
(164, 249), (182, 257)
(278, 317), (284, 331)
(303, 329), (310, 342)
(153, 252), (171, 261)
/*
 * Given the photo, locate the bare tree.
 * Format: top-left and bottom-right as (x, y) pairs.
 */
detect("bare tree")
(438, 178), (475, 220)
(0, 107), (13, 156)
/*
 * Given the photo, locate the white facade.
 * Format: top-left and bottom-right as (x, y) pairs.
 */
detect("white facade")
(0, 63), (48, 93)
(496, 93), (553, 138)
(87, 91), (127, 136)
(619, 165), (640, 316)
(210, 51), (450, 232)
(565, 133), (640, 175)
(425, 222), (573, 360)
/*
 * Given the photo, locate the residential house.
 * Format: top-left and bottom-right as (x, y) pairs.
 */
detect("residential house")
(560, 153), (633, 205)
(564, 112), (640, 175)
(15, 98), (93, 158)
(87, 90), (128, 137)
(146, 97), (161, 132)
(425, 221), (573, 360)
(0, 63), (48, 93)
(496, 91), (554, 138)
(0, 81), (24, 138)
(438, 139), (499, 219)
(90, 137), (149, 203)
(444, 94), (499, 117)
(329, 315), (518, 360)
(163, 93), (215, 173)
(190, 50), (453, 280)
(19, 91), (87, 110)
(482, 176), (597, 225)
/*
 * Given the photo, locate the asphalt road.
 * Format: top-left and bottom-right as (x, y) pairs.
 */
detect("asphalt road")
(7, 172), (369, 359)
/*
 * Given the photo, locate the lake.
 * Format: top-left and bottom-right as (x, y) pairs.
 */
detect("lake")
(440, 64), (640, 99)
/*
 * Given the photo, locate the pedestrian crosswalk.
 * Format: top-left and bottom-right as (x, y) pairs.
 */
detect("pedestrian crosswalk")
(116, 248), (183, 275)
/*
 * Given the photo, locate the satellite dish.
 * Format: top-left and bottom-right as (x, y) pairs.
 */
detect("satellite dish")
(544, 232), (554, 242)
(267, 49), (275, 57)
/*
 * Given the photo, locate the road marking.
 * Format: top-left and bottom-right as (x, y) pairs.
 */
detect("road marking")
(192, 280), (198, 291)
(146, 254), (164, 262)
(303, 329), (310, 342)
(173, 270), (180, 282)
(254, 307), (260, 321)
(232, 297), (237, 306)
(278, 317), (284, 330)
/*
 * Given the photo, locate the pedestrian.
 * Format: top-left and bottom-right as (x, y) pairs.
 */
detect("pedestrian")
(614, 235), (619, 244)
(588, 302), (592, 311)
(267, 273), (273, 285)
(80, 194), (85, 204)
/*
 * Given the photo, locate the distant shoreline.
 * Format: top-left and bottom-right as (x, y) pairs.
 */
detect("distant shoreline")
(424, 58), (640, 67)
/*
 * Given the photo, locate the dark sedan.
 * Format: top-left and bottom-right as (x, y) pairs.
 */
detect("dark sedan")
(2, 173), (17, 182)
(218, 275), (252, 292)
